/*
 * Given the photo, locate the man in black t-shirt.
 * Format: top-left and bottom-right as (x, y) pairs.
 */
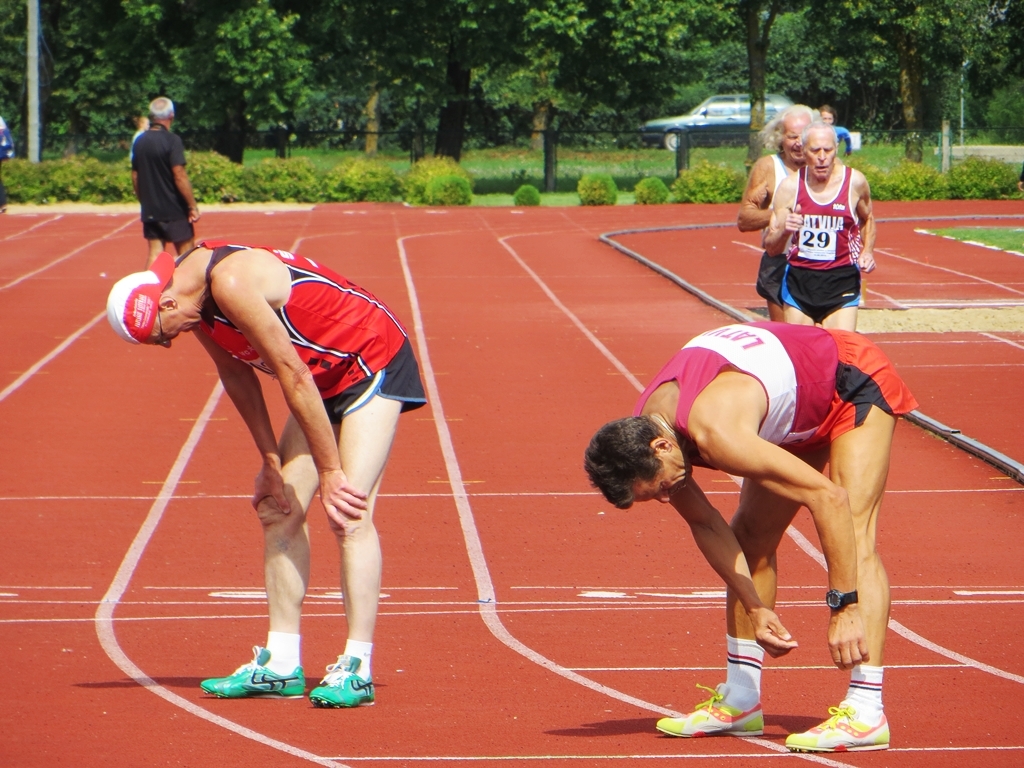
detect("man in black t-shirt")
(132, 97), (200, 266)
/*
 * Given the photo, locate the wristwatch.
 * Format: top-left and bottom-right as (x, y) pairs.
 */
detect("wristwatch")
(825, 589), (858, 610)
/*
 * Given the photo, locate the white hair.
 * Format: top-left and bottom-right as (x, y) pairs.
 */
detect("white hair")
(149, 97), (175, 121)
(759, 105), (818, 153)
(801, 120), (838, 146)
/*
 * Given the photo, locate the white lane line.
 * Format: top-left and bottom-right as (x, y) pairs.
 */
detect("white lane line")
(321, 745), (1022, 760)
(497, 234), (645, 391)
(483, 234), (846, 768)
(0, 214), (63, 242)
(784, 525), (1024, 685)
(981, 332), (1024, 352)
(92, 383), (349, 767)
(0, 216), (133, 291)
(2, 486), (1020, 503)
(399, 235), (705, 722)
(0, 310), (105, 403)
(875, 246), (1024, 297)
(499, 233), (1024, 711)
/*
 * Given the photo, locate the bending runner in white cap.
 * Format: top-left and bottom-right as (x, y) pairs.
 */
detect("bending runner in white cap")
(107, 241), (426, 708)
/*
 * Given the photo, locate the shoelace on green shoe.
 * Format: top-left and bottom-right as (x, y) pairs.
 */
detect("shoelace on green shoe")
(822, 705), (857, 728)
(692, 683), (724, 711)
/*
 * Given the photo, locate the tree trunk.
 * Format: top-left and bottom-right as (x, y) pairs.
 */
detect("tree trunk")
(434, 46), (471, 161)
(531, 100), (553, 152)
(894, 26), (924, 162)
(744, 0), (779, 167)
(216, 99), (247, 164)
(364, 87), (380, 157)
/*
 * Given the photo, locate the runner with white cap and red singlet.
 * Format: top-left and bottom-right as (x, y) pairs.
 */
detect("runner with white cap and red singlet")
(106, 240), (425, 709)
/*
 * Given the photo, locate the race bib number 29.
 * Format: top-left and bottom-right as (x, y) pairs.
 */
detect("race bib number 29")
(798, 225), (837, 261)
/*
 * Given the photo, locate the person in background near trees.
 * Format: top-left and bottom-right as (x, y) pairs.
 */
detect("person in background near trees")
(765, 121), (875, 332)
(0, 114), (15, 213)
(132, 97), (200, 266)
(130, 115), (149, 163)
(584, 320), (917, 753)
(739, 105), (817, 321)
(819, 105), (853, 156)
(1018, 160), (1023, 193)
(105, 240), (426, 708)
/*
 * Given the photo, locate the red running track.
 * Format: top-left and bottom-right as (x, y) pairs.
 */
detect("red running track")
(1, 201), (1022, 767)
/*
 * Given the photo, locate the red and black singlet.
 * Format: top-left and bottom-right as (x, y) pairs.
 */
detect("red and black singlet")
(196, 241), (409, 400)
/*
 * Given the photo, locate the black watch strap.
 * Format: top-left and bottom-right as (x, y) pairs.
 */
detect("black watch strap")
(825, 589), (858, 610)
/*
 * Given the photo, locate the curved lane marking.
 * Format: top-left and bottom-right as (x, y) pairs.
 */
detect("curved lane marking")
(93, 382), (350, 767)
(400, 231), (847, 768)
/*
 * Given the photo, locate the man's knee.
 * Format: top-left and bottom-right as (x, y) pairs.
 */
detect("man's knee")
(255, 496), (306, 532)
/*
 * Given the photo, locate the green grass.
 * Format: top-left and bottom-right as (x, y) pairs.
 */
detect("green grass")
(930, 227), (1024, 254)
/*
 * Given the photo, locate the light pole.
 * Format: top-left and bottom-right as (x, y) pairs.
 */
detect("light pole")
(27, 0), (40, 162)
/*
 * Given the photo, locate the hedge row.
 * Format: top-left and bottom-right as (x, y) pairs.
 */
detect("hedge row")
(660, 156), (1021, 206)
(0, 152), (473, 206)
(1, 153), (1019, 206)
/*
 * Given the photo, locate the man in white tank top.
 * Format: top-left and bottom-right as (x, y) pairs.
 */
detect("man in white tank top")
(738, 105), (816, 321)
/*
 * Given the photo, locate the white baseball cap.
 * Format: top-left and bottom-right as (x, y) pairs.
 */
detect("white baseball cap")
(106, 251), (175, 344)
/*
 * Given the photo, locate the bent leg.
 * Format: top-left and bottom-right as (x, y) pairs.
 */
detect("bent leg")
(727, 447), (827, 640)
(261, 416), (319, 635)
(827, 406), (896, 664)
(334, 395), (403, 643)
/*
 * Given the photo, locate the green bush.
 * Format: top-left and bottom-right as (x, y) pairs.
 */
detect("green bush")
(238, 157), (320, 202)
(671, 160), (744, 203)
(512, 183), (541, 206)
(403, 156), (473, 205)
(947, 157), (1020, 200)
(423, 174), (473, 206)
(322, 157), (401, 202)
(187, 151), (242, 203)
(870, 159), (947, 201)
(4, 157), (133, 203)
(633, 176), (670, 205)
(2, 159), (50, 203)
(577, 173), (618, 205)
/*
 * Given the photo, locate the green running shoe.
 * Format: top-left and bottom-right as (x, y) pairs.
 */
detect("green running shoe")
(200, 646), (305, 698)
(309, 655), (375, 708)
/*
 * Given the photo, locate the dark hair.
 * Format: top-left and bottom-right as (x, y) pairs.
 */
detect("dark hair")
(584, 416), (663, 509)
(819, 104), (837, 118)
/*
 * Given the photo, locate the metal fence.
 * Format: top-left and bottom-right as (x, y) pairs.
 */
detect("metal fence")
(17, 124), (1024, 195)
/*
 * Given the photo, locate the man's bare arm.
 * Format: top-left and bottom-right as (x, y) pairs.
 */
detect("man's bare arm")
(171, 165), (200, 223)
(854, 171), (876, 272)
(687, 373), (868, 667)
(670, 480), (798, 655)
(763, 175), (800, 256)
(737, 155), (775, 232)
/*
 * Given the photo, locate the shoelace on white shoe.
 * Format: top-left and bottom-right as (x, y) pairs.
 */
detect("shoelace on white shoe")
(230, 646), (266, 675)
(319, 656), (358, 686)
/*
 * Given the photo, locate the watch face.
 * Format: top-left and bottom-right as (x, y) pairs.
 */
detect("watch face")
(826, 590), (841, 608)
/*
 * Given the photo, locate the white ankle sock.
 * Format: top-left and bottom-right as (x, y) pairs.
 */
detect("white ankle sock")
(722, 635), (763, 710)
(265, 631), (301, 675)
(344, 639), (373, 678)
(845, 665), (884, 724)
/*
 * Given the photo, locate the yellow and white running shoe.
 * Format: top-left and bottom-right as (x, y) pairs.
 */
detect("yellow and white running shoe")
(656, 684), (764, 738)
(785, 703), (890, 752)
